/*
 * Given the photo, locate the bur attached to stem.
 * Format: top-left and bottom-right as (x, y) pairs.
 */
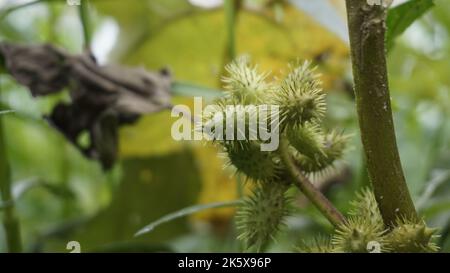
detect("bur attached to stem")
(298, 189), (439, 253)
(201, 57), (349, 250)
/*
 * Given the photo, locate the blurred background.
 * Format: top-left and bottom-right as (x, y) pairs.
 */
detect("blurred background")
(0, 0), (449, 253)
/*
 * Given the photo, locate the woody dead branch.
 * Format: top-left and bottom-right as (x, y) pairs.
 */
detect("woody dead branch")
(0, 42), (172, 170)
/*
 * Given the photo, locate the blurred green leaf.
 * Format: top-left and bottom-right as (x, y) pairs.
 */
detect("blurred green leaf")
(421, 200), (450, 218)
(93, 0), (195, 61)
(135, 200), (240, 237)
(5, 177), (75, 204)
(37, 151), (203, 252)
(386, 0), (435, 51)
(111, 4), (348, 88)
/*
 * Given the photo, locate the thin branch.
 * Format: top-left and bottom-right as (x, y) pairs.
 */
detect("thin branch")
(280, 139), (346, 227)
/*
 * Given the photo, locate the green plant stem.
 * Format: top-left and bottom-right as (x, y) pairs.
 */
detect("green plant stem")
(225, 0), (238, 60)
(345, 0), (418, 227)
(0, 87), (22, 253)
(220, 0), (241, 86)
(78, 0), (91, 50)
(280, 139), (346, 227)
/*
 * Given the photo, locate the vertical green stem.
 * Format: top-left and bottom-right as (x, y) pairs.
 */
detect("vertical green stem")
(225, 0), (238, 61)
(345, 0), (418, 227)
(0, 80), (22, 253)
(79, 0), (91, 50)
(47, 3), (58, 43)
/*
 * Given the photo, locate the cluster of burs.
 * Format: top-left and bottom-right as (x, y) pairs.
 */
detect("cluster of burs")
(200, 57), (438, 253)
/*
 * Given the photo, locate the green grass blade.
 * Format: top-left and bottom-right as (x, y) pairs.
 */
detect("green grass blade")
(135, 200), (240, 237)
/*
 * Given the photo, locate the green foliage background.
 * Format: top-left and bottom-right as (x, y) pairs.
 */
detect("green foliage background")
(0, 0), (449, 252)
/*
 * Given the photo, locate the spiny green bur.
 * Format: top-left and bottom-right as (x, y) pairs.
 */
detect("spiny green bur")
(332, 216), (386, 253)
(225, 141), (281, 182)
(236, 183), (290, 252)
(297, 236), (334, 253)
(384, 219), (439, 253)
(297, 189), (439, 253)
(201, 57), (349, 251)
(213, 59), (440, 253)
(271, 62), (326, 128)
